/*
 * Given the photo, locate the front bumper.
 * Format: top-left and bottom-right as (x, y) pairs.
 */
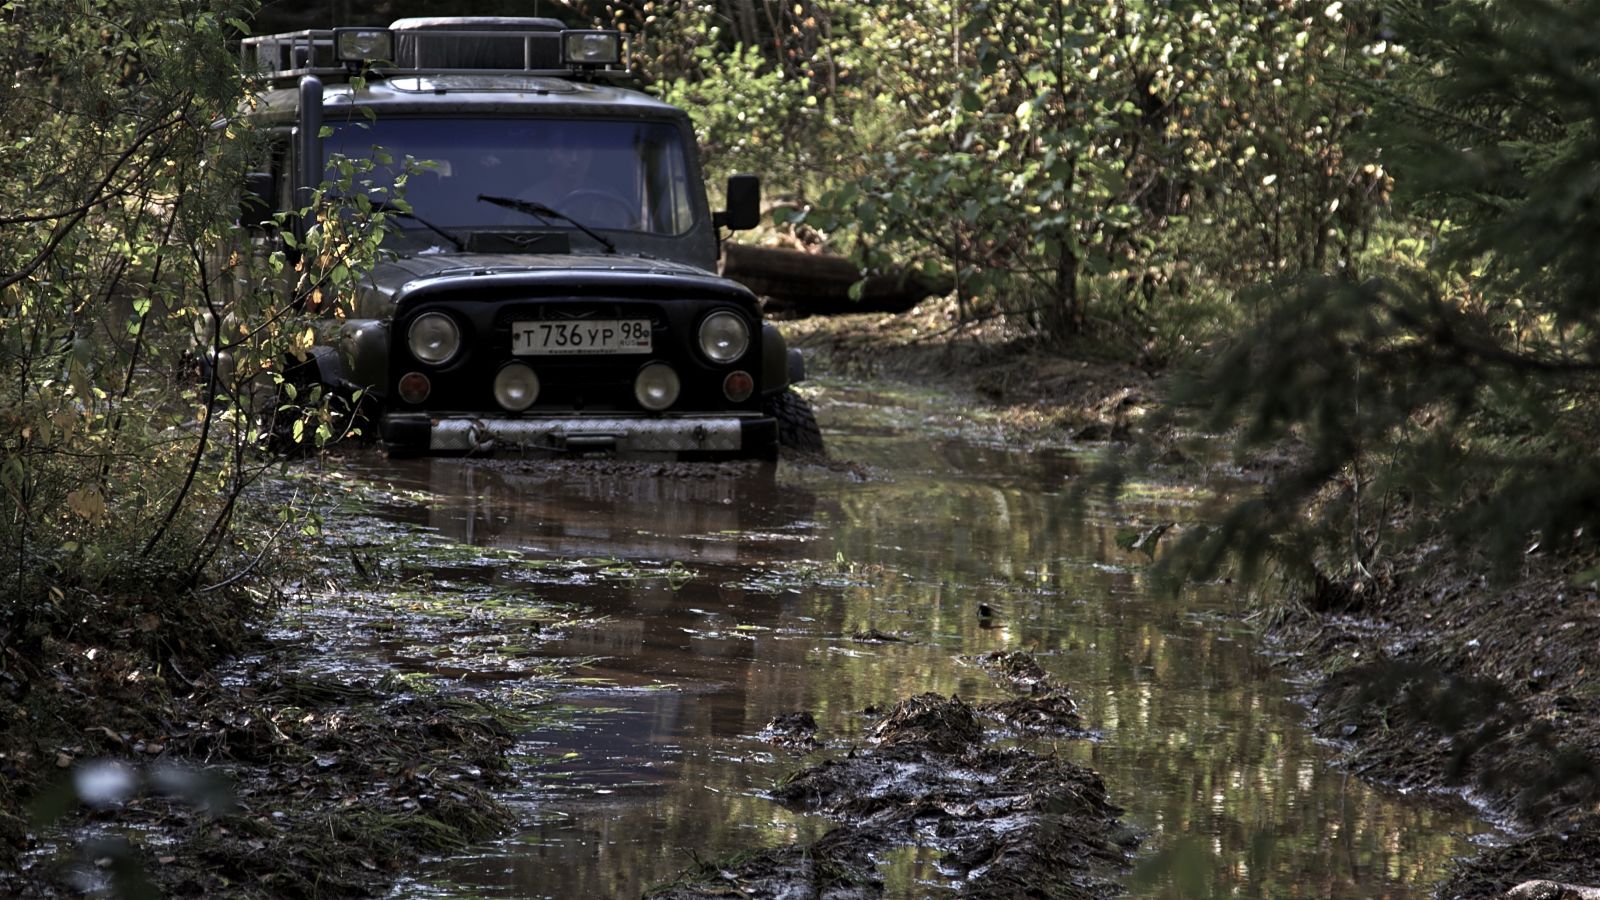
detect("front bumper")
(381, 412), (776, 457)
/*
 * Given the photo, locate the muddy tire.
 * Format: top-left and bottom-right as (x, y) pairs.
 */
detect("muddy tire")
(268, 360), (372, 455)
(266, 367), (324, 455)
(765, 388), (825, 458)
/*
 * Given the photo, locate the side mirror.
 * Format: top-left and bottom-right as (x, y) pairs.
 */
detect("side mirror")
(240, 171), (276, 229)
(714, 174), (761, 231)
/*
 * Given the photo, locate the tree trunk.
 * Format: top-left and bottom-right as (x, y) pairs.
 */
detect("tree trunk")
(721, 243), (953, 317)
(1053, 246), (1081, 336)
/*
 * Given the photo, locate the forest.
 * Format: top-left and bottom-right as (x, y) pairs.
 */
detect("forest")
(4, 0), (1600, 896)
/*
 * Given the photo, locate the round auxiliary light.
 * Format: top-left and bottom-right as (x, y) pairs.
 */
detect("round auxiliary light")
(408, 312), (460, 365)
(398, 371), (431, 405)
(697, 311), (749, 363)
(722, 370), (754, 403)
(493, 363), (540, 412)
(633, 362), (681, 411)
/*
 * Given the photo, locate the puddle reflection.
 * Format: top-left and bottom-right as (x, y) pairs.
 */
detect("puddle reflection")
(373, 459), (824, 565)
(350, 382), (1491, 899)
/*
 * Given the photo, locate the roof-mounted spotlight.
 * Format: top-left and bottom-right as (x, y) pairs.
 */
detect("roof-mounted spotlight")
(334, 28), (394, 66)
(561, 30), (622, 67)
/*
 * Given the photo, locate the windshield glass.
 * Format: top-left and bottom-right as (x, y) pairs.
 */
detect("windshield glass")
(324, 118), (698, 236)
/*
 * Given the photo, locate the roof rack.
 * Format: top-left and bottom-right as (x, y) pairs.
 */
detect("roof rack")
(241, 20), (633, 88)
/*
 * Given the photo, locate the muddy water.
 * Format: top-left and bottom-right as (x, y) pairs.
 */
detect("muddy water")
(323, 380), (1491, 899)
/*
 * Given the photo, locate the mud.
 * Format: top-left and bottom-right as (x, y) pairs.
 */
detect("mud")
(6, 656), (515, 898)
(648, 827), (882, 900)
(966, 650), (1083, 734)
(651, 675), (1131, 900)
(759, 712), (821, 751)
(0, 472), (584, 899)
(782, 300), (1157, 445)
(1441, 816), (1600, 898)
(12, 301), (1567, 897)
(783, 307), (1600, 896)
(1270, 550), (1600, 896)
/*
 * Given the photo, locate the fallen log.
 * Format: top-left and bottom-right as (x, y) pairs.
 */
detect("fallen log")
(721, 243), (953, 316)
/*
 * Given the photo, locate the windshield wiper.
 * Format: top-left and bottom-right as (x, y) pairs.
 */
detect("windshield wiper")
(477, 193), (617, 254)
(368, 200), (466, 251)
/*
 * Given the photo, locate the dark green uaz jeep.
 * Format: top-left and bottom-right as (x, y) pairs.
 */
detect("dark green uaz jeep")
(232, 17), (820, 459)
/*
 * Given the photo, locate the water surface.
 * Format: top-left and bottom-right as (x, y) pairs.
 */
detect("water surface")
(302, 380), (1492, 898)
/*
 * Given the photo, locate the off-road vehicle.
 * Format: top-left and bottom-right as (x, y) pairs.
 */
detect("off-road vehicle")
(226, 16), (820, 458)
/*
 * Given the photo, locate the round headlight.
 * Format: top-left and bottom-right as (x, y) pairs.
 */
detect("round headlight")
(493, 363), (540, 411)
(407, 312), (460, 365)
(634, 362), (681, 411)
(698, 311), (749, 363)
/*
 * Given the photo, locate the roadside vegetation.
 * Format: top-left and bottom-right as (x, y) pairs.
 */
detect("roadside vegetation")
(6, 0), (1600, 896)
(0, 0), (418, 893)
(4, 0), (265, 872)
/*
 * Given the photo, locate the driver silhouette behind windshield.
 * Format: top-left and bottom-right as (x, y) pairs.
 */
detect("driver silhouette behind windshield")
(518, 131), (588, 202)
(516, 127), (638, 230)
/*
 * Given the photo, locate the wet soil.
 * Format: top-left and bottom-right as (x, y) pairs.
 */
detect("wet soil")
(0, 468), (596, 898)
(788, 303), (1600, 897)
(1272, 552), (1600, 897)
(782, 302), (1158, 445)
(649, 685), (1131, 900)
(1, 604), (520, 898)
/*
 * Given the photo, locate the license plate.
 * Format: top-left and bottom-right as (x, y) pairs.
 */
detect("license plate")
(511, 319), (651, 355)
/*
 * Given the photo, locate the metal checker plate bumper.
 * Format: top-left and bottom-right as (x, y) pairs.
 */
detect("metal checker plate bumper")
(383, 413), (768, 455)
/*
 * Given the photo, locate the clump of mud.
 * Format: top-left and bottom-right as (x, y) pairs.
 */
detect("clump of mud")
(1437, 813), (1600, 898)
(866, 692), (983, 753)
(967, 650), (1083, 734)
(759, 711), (821, 750)
(651, 827), (882, 900)
(651, 685), (1131, 899)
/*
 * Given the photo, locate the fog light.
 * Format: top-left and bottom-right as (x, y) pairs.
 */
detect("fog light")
(398, 371), (431, 404)
(493, 363), (540, 411)
(722, 370), (754, 402)
(633, 362), (680, 411)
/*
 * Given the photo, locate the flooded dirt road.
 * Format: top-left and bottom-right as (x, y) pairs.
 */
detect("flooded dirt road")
(290, 379), (1492, 898)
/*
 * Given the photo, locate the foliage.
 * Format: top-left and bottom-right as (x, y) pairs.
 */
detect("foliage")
(615, 1), (843, 208)
(1151, 0), (1600, 587)
(606, 2), (1395, 353)
(0, 0), (384, 656)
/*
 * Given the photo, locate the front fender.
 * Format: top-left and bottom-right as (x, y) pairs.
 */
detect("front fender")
(334, 319), (388, 396)
(761, 323), (805, 394)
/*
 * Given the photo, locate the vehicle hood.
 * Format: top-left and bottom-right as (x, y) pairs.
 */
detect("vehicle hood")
(349, 252), (757, 319)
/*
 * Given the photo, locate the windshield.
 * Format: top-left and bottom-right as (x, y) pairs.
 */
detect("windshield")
(324, 118), (699, 236)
